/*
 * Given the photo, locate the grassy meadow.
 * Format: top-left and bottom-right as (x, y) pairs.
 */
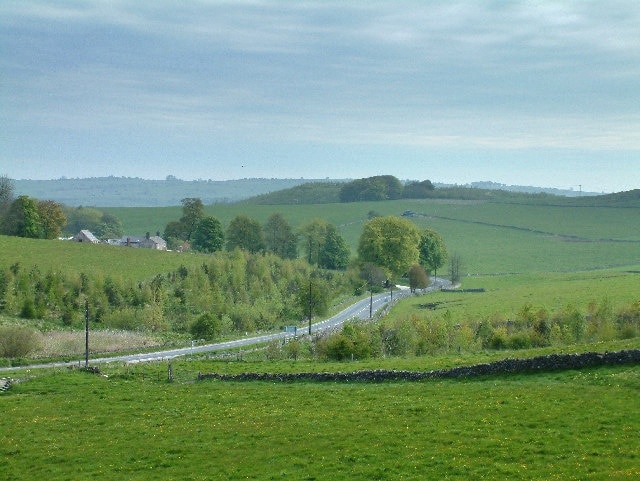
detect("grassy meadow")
(105, 197), (640, 274)
(1, 361), (639, 480)
(2, 192), (639, 479)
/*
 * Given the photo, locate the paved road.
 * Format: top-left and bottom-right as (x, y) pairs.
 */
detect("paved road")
(1, 278), (450, 371)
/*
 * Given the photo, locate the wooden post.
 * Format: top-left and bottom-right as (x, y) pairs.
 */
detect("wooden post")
(84, 299), (89, 367)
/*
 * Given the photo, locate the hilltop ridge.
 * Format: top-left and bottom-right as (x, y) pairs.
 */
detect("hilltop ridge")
(12, 176), (612, 207)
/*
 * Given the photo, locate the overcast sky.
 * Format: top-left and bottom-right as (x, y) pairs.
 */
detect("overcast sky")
(1, 1), (639, 192)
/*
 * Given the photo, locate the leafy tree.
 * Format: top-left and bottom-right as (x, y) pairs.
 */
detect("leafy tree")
(300, 219), (350, 270)
(94, 212), (124, 239)
(191, 216), (224, 253)
(300, 219), (328, 265)
(403, 179), (435, 198)
(264, 213), (297, 259)
(339, 175), (403, 202)
(164, 220), (187, 249)
(357, 216), (421, 277)
(298, 278), (329, 322)
(2, 195), (42, 238)
(0, 174), (14, 218)
(418, 229), (448, 278)
(190, 312), (222, 341)
(408, 264), (429, 292)
(179, 197), (204, 240)
(359, 262), (388, 293)
(37, 200), (66, 239)
(448, 253), (462, 284)
(319, 224), (350, 270)
(63, 206), (103, 235)
(226, 215), (265, 253)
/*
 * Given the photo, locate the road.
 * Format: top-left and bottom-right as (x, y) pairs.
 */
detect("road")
(0, 278), (450, 371)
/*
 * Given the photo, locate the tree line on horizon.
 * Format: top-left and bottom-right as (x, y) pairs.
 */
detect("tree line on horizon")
(0, 175), (124, 241)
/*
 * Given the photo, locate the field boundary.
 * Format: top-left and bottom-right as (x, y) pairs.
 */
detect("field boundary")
(197, 349), (640, 383)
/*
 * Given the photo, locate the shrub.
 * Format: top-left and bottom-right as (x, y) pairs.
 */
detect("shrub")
(489, 327), (508, 350)
(507, 332), (532, 350)
(190, 313), (221, 341)
(0, 325), (43, 358)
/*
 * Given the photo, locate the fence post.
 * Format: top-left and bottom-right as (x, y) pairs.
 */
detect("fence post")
(168, 363), (173, 382)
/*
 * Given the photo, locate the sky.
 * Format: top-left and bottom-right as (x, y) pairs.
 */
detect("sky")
(1, 1), (639, 193)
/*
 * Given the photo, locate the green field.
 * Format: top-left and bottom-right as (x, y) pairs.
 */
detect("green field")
(2, 193), (640, 480)
(105, 198), (640, 274)
(1, 362), (639, 480)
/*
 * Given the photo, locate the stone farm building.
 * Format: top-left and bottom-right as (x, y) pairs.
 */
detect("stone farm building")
(72, 229), (100, 244)
(120, 233), (167, 251)
(73, 230), (167, 251)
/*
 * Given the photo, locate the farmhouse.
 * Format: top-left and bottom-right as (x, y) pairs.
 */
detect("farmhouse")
(141, 235), (167, 251)
(120, 232), (167, 250)
(72, 230), (100, 243)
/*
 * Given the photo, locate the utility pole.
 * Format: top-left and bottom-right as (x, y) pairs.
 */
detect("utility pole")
(308, 280), (312, 335)
(369, 290), (373, 319)
(84, 299), (89, 367)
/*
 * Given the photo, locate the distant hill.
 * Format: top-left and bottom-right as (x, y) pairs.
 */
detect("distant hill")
(13, 177), (330, 207)
(241, 179), (624, 206)
(13, 176), (632, 208)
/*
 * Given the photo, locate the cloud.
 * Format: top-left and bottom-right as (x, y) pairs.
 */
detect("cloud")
(2, 0), (639, 178)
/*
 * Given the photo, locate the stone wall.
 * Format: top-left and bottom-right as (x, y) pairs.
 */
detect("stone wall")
(197, 349), (640, 383)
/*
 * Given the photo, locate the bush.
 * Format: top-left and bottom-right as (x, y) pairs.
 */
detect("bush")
(489, 327), (508, 350)
(0, 325), (43, 358)
(507, 332), (532, 350)
(190, 313), (221, 341)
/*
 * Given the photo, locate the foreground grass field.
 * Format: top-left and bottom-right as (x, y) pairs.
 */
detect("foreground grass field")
(2, 193), (639, 479)
(1, 362), (638, 480)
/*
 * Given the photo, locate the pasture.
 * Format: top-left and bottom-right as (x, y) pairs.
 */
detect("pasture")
(2, 194), (639, 479)
(1, 360), (639, 480)
(105, 198), (640, 274)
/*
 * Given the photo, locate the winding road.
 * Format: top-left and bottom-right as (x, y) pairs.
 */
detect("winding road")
(1, 278), (450, 371)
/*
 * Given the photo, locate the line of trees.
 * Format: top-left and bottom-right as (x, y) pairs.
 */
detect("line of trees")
(0, 175), (124, 240)
(163, 198), (351, 270)
(339, 175), (435, 202)
(0, 175), (67, 239)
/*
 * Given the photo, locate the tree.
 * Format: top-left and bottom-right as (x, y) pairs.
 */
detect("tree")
(448, 253), (462, 284)
(63, 206), (103, 236)
(300, 219), (328, 265)
(357, 216), (421, 277)
(226, 215), (265, 253)
(408, 264), (429, 292)
(264, 213), (297, 259)
(0, 175), (14, 218)
(190, 312), (222, 341)
(2, 195), (42, 238)
(300, 219), (350, 270)
(164, 220), (187, 248)
(319, 224), (350, 270)
(297, 277), (329, 323)
(37, 200), (67, 239)
(191, 216), (224, 253)
(403, 179), (435, 199)
(359, 262), (387, 292)
(418, 229), (448, 278)
(179, 197), (204, 240)
(339, 175), (403, 202)
(94, 212), (124, 239)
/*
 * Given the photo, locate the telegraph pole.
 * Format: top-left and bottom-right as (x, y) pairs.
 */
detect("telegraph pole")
(84, 299), (90, 367)
(308, 280), (312, 335)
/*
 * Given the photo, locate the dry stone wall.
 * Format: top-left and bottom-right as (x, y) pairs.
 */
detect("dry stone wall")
(197, 349), (640, 383)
